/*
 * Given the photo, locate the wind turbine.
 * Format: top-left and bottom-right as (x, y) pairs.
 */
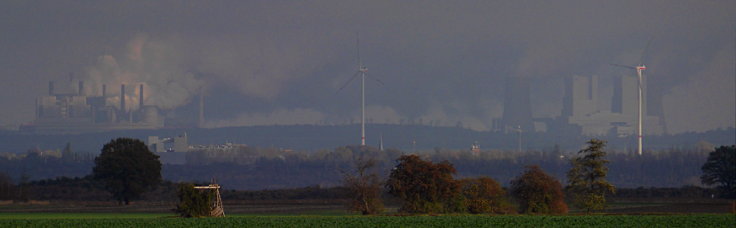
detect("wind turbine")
(611, 39), (652, 156)
(337, 33), (383, 146)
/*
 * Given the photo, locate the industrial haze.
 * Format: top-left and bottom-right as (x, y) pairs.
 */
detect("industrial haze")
(0, 1), (734, 139)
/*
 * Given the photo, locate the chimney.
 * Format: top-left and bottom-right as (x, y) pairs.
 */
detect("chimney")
(120, 84), (126, 112)
(78, 81), (85, 96)
(139, 84), (144, 109)
(48, 81), (54, 96)
(102, 84), (107, 97)
(199, 93), (204, 128)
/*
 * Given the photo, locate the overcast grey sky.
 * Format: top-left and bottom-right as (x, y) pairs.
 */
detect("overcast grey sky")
(0, 0), (733, 133)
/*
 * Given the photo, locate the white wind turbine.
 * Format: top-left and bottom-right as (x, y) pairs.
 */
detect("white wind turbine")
(611, 39), (652, 156)
(337, 33), (383, 146)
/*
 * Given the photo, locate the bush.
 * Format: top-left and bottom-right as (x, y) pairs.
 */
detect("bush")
(459, 177), (516, 214)
(510, 165), (568, 214)
(174, 183), (214, 217)
(386, 155), (460, 214)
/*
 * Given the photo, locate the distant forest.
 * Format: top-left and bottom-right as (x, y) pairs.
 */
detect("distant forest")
(0, 142), (720, 190)
(0, 125), (734, 153)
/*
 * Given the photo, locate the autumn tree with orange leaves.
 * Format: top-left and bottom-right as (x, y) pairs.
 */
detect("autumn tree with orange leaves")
(459, 177), (516, 214)
(510, 165), (568, 214)
(386, 154), (461, 213)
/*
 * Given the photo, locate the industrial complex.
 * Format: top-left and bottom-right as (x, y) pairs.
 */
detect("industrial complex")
(562, 74), (665, 136)
(18, 71), (665, 138)
(20, 79), (163, 134)
(495, 74), (665, 137)
(147, 132), (256, 166)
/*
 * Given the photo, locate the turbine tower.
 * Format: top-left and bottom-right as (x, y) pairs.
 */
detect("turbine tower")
(611, 39), (651, 156)
(337, 33), (383, 146)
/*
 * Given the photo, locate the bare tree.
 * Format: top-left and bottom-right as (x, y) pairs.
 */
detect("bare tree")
(343, 156), (384, 215)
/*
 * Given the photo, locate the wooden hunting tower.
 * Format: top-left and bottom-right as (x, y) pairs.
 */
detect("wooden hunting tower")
(193, 184), (224, 217)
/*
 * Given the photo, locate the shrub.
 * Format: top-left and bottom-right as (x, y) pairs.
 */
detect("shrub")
(510, 165), (568, 214)
(459, 177), (515, 214)
(174, 183), (214, 217)
(386, 155), (460, 214)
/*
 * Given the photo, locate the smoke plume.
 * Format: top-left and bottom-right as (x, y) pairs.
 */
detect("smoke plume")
(84, 34), (203, 110)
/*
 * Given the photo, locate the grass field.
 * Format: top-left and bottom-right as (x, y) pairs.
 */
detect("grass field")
(1, 213), (734, 227)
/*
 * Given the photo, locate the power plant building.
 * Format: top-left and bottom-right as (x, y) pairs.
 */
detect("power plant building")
(22, 80), (163, 134)
(563, 74), (664, 136)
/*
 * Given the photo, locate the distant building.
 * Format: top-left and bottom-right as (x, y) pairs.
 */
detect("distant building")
(563, 75), (664, 136)
(470, 141), (481, 155)
(186, 142), (253, 165)
(147, 133), (257, 165)
(21, 79), (162, 134)
(148, 133), (188, 165)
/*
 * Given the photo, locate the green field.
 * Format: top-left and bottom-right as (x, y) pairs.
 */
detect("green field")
(1, 213), (734, 227)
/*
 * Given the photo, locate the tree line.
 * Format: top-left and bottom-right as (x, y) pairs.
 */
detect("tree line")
(346, 141), (734, 215)
(2, 143), (718, 189)
(344, 139), (614, 215)
(1, 138), (732, 216)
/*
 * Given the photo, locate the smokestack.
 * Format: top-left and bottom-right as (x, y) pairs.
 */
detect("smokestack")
(139, 84), (144, 109)
(78, 81), (84, 96)
(102, 84), (107, 97)
(199, 93), (204, 128)
(120, 84), (126, 112)
(48, 81), (54, 96)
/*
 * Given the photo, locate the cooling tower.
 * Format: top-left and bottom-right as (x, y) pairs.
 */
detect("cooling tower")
(199, 93), (204, 128)
(120, 84), (126, 112)
(139, 84), (144, 109)
(501, 77), (534, 132)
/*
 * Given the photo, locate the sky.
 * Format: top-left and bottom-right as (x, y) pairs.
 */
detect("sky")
(0, 0), (734, 133)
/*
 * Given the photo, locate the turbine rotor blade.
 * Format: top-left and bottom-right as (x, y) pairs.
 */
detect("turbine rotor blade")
(336, 71), (361, 94)
(610, 63), (636, 70)
(365, 73), (384, 86)
(639, 37), (653, 65)
(356, 32), (361, 67)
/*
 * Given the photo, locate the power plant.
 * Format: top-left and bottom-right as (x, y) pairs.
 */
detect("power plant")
(562, 74), (664, 137)
(21, 79), (163, 134)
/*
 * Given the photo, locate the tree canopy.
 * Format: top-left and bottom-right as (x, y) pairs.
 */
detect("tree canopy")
(700, 145), (736, 198)
(510, 165), (567, 214)
(92, 138), (162, 204)
(566, 139), (615, 213)
(459, 177), (515, 214)
(386, 154), (459, 213)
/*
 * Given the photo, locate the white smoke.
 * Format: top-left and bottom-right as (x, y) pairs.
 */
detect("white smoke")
(195, 33), (342, 100)
(663, 43), (736, 133)
(205, 108), (326, 128)
(84, 34), (203, 110)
